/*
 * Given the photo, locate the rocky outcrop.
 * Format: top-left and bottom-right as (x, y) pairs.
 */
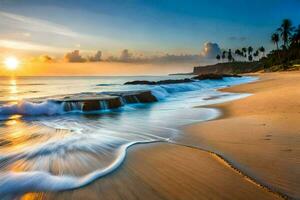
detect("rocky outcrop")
(29, 91), (158, 112)
(193, 61), (262, 75)
(124, 74), (241, 85)
(104, 91), (158, 104)
(124, 78), (193, 85)
(192, 74), (241, 80)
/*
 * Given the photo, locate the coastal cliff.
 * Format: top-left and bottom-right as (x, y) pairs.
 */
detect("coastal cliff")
(193, 61), (262, 75)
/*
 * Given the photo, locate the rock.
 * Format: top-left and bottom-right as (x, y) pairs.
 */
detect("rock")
(32, 90), (158, 112)
(124, 78), (193, 85)
(124, 74), (241, 85)
(82, 100), (101, 111)
(105, 91), (158, 104)
(134, 91), (158, 103)
(107, 98), (123, 109)
(192, 74), (241, 80)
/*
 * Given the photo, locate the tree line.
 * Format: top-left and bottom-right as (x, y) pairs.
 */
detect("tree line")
(216, 46), (265, 62)
(215, 19), (300, 70)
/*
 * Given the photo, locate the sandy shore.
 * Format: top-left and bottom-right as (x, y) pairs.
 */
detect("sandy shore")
(23, 143), (279, 200)
(185, 72), (300, 199)
(22, 72), (300, 200)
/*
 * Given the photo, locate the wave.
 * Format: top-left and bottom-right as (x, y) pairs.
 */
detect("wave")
(0, 101), (64, 116)
(0, 77), (256, 116)
(0, 76), (258, 196)
(0, 140), (157, 195)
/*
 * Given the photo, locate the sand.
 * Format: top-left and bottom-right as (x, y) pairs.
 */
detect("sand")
(21, 72), (300, 200)
(185, 72), (300, 199)
(22, 143), (279, 200)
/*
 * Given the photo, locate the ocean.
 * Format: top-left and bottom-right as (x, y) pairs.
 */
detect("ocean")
(0, 75), (256, 196)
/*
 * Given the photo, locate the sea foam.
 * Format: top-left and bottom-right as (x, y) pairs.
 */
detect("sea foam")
(0, 140), (156, 195)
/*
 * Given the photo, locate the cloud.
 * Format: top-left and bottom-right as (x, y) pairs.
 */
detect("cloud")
(64, 50), (86, 62)
(105, 49), (201, 64)
(88, 51), (102, 62)
(120, 49), (132, 61)
(41, 42), (222, 64)
(0, 11), (80, 37)
(39, 55), (55, 63)
(105, 43), (221, 64)
(0, 39), (67, 52)
(30, 55), (55, 63)
(200, 42), (221, 58)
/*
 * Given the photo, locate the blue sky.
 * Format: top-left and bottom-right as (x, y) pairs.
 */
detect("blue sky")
(0, 0), (300, 60)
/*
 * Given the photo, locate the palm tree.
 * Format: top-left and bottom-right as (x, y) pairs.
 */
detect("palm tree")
(271, 33), (280, 50)
(222, 51), (226, 60)
(259, 46), (265, 57)
(227, 49), (233, 62)
(291, 25), (300, 46)
(247, 46), (253, 56)
(277, 19), (294, 48)
(235, 49), (242, 56)
(253, 50), (259, 60)
(248, 55), (253, 62)
(242, 47), (247, 57)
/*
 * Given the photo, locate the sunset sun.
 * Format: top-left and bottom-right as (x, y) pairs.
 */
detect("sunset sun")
(4, 56), (19, 71)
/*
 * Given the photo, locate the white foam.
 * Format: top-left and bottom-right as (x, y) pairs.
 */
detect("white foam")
(0, 77), (257, 116)
(0, 100), (63, 116)
(0, 140), (157, 195)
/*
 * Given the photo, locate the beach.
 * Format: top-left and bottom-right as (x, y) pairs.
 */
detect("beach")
(20, 72), (299, 199)
(185, 71), (300, 199)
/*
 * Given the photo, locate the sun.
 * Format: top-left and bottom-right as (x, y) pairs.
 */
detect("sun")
(4, 56), (19, 71)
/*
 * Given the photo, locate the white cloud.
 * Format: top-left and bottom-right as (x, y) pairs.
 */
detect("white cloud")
(89, 51), (102, 62)
(200, 42), (221, 58)
(64, 50), (86, 62)
(0, 39), (67, 52)
(0, 11), (80, 38)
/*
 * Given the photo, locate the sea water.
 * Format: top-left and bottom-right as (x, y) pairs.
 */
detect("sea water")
(0, 75), (256, 196)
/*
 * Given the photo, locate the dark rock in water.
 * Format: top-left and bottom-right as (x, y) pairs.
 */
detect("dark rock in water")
(124, 80), (156, 85)
(107, 98), (122, 109)
(31, 90), (158, 112)
(134, 91), (158, 103)
(105, 91), (158, 104)
(124, 78), (193, 85)
(82, 100), (101, 111)
(192, 73), (241, 80)
(124, 74), (241, 85)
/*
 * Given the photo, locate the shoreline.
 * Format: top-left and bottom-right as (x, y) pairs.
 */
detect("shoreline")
(20, 73), (288, 200)
(184, 71), (300, 199)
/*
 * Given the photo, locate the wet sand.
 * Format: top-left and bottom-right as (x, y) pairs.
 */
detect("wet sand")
(185, 72), (300, 199)
(23, 143), (279, 200)
(21, 72), (300, 200)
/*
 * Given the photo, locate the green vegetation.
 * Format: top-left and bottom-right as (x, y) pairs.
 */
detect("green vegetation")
(216, 45), (264, 63)
(262, 19), (300, 71)
(215, 19), (300, 72)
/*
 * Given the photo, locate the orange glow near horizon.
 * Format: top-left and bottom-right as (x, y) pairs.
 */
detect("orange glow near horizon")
(0, 61), (193, 76)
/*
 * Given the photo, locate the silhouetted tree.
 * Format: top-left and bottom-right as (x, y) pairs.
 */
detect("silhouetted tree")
(253, 50), (259, 59)
(242, 47), (247, 57)
(235, 49), (243, 56)
(222, 51), (226, 60)
(247, 46), (253, 56)
(248, 54), (253, 61)
(291, 25), (300, 46)
(277, 19), (294, 48)
(227, 49), (233, 62)
(271, 33), (280, 50)
(259, 46), (265, 57)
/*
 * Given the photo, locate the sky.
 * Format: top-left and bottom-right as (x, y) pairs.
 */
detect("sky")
(0, 0), (300, 75)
